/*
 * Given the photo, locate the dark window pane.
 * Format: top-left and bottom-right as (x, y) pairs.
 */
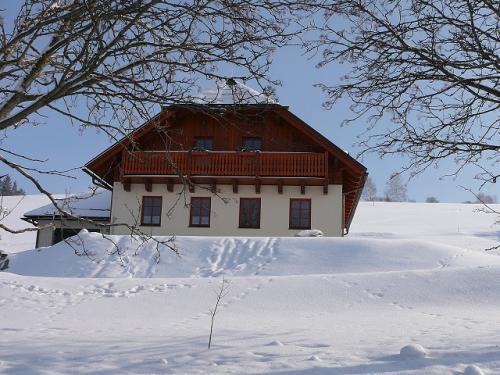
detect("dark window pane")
(194, 137), (213, 150)
(242, 137), (262, 150)
(142, 197), (162, 225)
(239, 198), (261, 228)
(190, 197), (211, 227)
(290, 199), (311, 229)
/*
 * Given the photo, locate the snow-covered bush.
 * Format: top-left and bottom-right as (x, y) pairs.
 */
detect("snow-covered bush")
(295, 229), (324, 237)
(399, 344), (427, 359)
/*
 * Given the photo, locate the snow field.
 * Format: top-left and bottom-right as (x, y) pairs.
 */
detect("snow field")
(1, 198), (500, 374)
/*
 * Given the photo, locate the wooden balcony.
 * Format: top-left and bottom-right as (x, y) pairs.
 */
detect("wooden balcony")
(122, 151), (329, 179)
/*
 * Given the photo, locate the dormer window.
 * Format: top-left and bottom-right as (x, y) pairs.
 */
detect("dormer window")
(193, 137), (213, 151)
(242, 137), (262, 151)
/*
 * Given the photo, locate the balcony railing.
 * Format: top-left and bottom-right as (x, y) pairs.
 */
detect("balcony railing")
(122, 151), (328, 178)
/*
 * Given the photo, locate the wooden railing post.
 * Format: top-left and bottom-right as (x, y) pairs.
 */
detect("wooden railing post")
(324, 151), (329, 179)
(187, 151), (192, 177)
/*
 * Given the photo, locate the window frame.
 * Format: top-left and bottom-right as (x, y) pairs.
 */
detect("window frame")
(289, 198), (312, 230)
(141, 196), (163, 227)
(239, 198), (261, 229)
(193, 136), (214, 150)
(242, 136), (262, 151)
(189, 197), (211, 227)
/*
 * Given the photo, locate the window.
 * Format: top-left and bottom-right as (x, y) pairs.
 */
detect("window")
(141, 196), (162, 226)
(190, 197), (211, 227)
(239, 198), (261, 228)
(289, 199), (311, 229)
(193, 137), (213, 150)
(242, 137), (262, 150)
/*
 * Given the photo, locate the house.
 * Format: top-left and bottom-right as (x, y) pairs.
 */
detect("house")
(25, 80), (367, 245)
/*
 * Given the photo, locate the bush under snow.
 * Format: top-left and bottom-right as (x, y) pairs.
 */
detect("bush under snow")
(295, 229), (324, 237)
(399, 344), (428, 359)
(464, 365), (484, 375)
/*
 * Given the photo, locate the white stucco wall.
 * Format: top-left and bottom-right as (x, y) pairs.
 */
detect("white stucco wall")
(110, 183), (343, 237)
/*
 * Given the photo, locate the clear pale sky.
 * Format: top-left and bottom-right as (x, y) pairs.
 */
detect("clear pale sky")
(0, 7), (497, 203)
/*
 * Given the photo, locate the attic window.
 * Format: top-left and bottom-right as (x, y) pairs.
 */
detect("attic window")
(242, 137), (262, 151)
(193, 137), (213, 150)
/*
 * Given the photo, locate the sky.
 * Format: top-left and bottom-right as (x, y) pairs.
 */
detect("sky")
(0, 6), (497, 203)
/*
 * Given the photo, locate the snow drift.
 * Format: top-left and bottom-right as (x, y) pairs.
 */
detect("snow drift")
(8, 231), (500, 278)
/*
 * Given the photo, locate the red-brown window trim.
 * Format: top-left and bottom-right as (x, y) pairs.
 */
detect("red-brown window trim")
(189, 197), (211, 227)
(239, 198), (261, 229)
(141, 196), (163, 226)
(289, 198), (311, 230)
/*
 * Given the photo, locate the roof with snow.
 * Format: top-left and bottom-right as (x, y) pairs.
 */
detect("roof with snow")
(195, 79), (277, 105)
(24, 189), (111, 219)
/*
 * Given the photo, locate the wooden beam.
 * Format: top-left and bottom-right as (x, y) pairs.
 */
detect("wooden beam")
(210, 181), (217, 194)
(300, 185), (306, 195)
(166, 180), (174, 192)
(122, 181), (131, 192)
(323, 183), (329, 195)
(188, 183), (195, 193)
(232, 180), (239, 194)
(332, 168), (344, 184)
(255, 179), (261, 194)
(277, 181), (283, 194)
(145, 180), (152, 192)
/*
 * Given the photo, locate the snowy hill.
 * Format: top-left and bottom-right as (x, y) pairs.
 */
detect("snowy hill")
(1, 197), (500, 374)
(0, 194), (52, 253)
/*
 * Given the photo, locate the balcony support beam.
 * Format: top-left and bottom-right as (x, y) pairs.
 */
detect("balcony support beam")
(166, 180), (174, 192)
(278, 181), (283, 194)
(123, 181), (131, 192)
(145, 180), (152, 192)
(301, 185), (306, 195)
(255, 179), (261, 194)
(210, 181), (217, 194)
(323, 181), (329, 195)
(232, 180), (238, 194)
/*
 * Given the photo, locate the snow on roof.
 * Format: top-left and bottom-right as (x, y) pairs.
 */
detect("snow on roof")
(195, 79), (277, 105)
(24, 189), (111, 218)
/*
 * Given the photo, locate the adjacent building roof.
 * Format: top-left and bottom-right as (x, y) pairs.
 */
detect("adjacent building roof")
(24, 189), (111, 220)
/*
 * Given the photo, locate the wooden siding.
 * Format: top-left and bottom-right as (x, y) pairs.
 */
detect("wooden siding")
(133, 109), (323, 153)
(122, 151), (329, 178)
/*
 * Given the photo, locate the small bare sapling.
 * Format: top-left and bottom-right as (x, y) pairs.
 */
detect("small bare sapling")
(208, 277), (230, 350)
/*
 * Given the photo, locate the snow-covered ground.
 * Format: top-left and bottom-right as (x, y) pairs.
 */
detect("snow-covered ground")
(1, 198), (500, 374)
